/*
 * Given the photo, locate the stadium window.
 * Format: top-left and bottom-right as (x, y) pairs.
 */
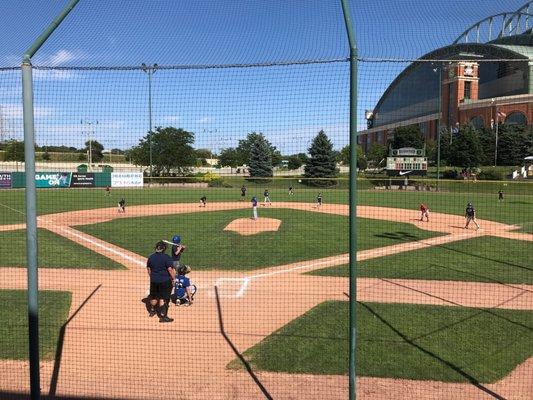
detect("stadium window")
(505, 111), (528, 126)
(464, 81), (471, 100)
(470, 116), (484, 130)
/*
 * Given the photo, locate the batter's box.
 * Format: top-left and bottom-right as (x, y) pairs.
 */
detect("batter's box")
(211, 277), (250, 299)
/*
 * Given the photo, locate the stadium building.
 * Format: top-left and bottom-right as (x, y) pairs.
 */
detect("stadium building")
(359, 3), (533, 151)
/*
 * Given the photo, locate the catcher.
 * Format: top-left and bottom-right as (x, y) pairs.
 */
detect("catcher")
(171, 265), (196, 306)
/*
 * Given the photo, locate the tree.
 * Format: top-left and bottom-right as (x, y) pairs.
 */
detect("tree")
(42, 150), (51, 161)
(339, 145), (367, 170)
(195, 148), (214, 159)
(389, 125), (425, 149)
(304, 130), (337, 186)
(85, 140), (104, 163)
(248, 135), (273, 178)
(287, 155), (303, 170)
(129, 126), (196, 175)
(218, 148), (241, 172)
(447, 125), (483, 168)
(236, 132), (282, 166)
(4, 140), (25, 162)
(495, 124), (533, 166)
(366, 143), (387, 167)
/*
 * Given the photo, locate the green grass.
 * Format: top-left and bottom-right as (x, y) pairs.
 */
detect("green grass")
(311, 236), (533, 284)
(230, 301), (533, 383)
(79, 208), (441, 270)
(0, 228), (125, 269)
(0, 182), (531, 227)
(0, 290), (71, 360)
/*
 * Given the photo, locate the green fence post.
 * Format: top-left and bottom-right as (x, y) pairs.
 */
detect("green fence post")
(340, 0), (358, 399)
(22, 1), (80, 398)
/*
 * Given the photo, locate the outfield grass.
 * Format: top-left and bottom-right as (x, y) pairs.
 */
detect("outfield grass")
(311, 236), (533, 284)
(0, 290), (71, 360)
(0, 183), (531, 227)
(0, 228), (124, 269)
(230, 301), (533, 383)
(79, 208), (441, 270)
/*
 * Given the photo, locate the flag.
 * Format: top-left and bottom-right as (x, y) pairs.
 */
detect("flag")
(497, 111), (507, 120)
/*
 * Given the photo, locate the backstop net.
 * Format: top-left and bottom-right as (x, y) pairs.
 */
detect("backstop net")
(0, 1), (531, 399)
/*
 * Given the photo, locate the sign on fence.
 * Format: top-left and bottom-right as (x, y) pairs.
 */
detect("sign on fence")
(0, 173), (11, 189)
(111, 172), (143, 187)
(70, 173), (95, 187)
(35, 172), (72, 188)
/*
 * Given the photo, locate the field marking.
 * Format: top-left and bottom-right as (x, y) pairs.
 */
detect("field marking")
(0, 202), (26, 216)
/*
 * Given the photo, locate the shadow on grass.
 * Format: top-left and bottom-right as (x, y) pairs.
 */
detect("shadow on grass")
(373, 231), (420, 241)
(214, 286), (273, 400)
(358, 302), (506, 400)
(48, 285), (102, 399)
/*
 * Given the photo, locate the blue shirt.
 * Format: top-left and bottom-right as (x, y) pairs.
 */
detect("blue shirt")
(251, 198), (258, 207)
(147, 252), (173, 283)
(466, 206), (475, 216)
(174, 275), (190, 298)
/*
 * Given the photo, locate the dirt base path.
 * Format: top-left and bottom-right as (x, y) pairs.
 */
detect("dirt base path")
(0, 202), (531, 399)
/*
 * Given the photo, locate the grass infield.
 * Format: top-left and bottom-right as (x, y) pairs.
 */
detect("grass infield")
(78, 208), (442, 270)
(310, 236), (533, 284)
(0, 229), (125, 269)
(229, 301), (533, 383)
(0, 290), (71, 360)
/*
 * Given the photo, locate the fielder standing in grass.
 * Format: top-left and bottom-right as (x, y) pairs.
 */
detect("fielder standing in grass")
(498, 190), (504, 202)
(146, 241), (175, 323)
(263, 189), (271, 206)
(251, 196), (258, 220)
(464, 202), (480, 230)
(240, 185), (247, 201)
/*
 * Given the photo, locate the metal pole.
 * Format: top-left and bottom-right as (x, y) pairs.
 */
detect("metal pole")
(22, 61), (40, 400)
(148, 70), (153, 180)
(495, 109), (499, 167)
(89, 122), (93, 169)
(340, 0), (358, 398)
(437, 64), (442, 191)
(22, 2), (80, 398)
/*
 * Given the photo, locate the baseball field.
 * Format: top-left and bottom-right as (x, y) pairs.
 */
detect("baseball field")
(0, 182), (531, 399)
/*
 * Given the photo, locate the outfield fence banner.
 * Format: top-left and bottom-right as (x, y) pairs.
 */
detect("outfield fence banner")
(70, 172), (95, 188)
(1, 1), (533, 400)
(0, 173), (11, 189)
(111, 172), (144, 187)
(35, 172), (72, 188)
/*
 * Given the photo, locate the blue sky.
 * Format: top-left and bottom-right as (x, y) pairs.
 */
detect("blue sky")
(0, 0), (527, 154)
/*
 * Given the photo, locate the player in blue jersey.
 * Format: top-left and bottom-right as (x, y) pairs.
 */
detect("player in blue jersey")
(171, 265), (196, 306)
(464, 202), (480, 230)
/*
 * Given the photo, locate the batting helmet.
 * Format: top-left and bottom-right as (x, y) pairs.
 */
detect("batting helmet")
(155, 241), (167, 252)
(172, 235), (181, 244)
(177, 265), (191, 275)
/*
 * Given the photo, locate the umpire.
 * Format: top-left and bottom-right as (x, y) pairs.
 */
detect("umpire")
(146, 241), (176, 323)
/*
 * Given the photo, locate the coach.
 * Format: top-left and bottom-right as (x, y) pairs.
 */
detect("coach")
(146, 241), (176, 323)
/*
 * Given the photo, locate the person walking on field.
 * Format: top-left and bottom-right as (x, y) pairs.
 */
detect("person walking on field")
(419, 203), (429, 222)
(240, 185), (247, 201)
(498, 190), (504, 202)
(464, 202), (480, 230)
(117, 197), (126, 213)
(251, 196), (258, 220)
(146, 241), (176, 323)
(263, 189), (271, 206)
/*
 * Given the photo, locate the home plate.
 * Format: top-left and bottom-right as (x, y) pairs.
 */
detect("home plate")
(223, 217), (281, 236)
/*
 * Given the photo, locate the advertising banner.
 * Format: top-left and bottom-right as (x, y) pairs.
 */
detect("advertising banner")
(35, 172), (72, 188)
(111, 172), (143, 187)
(70, 173), (95, 187)
(0, 173), (12, 189)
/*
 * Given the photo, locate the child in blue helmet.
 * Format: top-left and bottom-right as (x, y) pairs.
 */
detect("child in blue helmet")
(170, 234), (186, 268)
(171, 265), (196, 306)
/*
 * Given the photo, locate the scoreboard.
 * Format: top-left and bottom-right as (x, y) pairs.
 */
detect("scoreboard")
(386, 147), (427, 176)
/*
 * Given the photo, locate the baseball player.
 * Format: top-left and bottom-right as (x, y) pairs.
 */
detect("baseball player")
(498, 190), (504, 202)
(251, 196), (258, 220)
(315, 192), (323, 209)
(171, 265), (195, 306)
(117, 198), (126, 213)
(170, 235), (186, 268)
(263, 189), (271, 206)
(199, 195), (207, 207)
(146, 241), (175, 323)
(288, 186), (294, 196)
(464, 202), (480, 230)
(419, 203), (429, 222)
(104, 186), (111, 196)
(240, 185), (247, 201)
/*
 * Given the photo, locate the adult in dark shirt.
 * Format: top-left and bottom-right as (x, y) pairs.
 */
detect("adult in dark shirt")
(146, 241), (176, 323)
(240, 185), (247, 201)
(464, 202), (480, 230)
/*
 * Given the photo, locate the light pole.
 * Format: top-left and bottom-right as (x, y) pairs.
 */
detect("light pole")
(491, 98), (498, 167)
(81, 119), (98, 170)
(141, 63), (158, 181)
(433, 63), (442, 190)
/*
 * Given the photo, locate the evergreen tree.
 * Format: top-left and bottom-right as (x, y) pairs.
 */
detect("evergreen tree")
(447, 125), (483, 168)
(304, 130), (337, 186)
(389, 125), (425, 149)
(248, 135), (273, 178)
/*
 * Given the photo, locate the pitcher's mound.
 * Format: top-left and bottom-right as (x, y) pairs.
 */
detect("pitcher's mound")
(224, 218), (281, 236)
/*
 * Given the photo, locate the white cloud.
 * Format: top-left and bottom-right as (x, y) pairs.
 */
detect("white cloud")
(33, 69), (77, 81)
(197, 116), (214, 124)
(0, 103), (54, 119)
(48, 50), (78, 66)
